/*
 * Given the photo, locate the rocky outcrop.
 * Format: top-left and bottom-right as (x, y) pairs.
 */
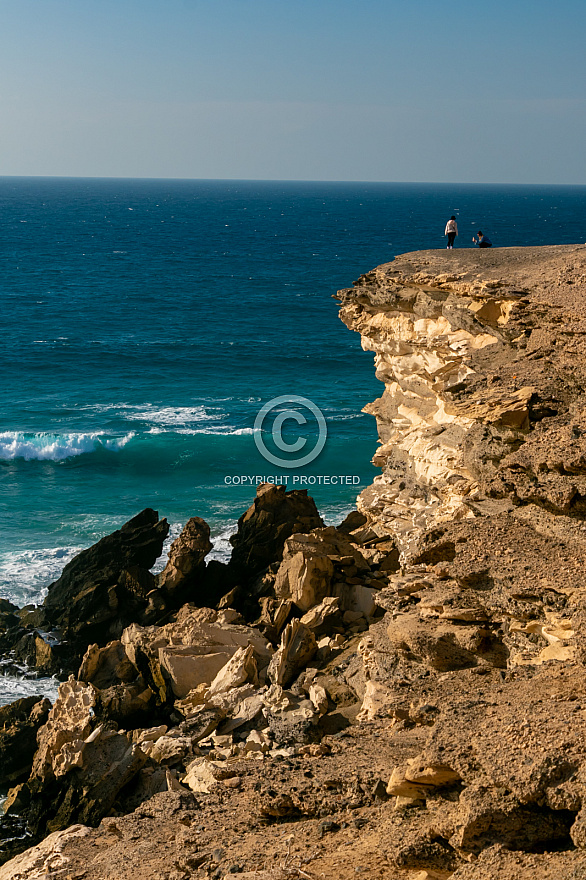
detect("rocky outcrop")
(4, 246), (586, 878)
(228, 483), (324, 579)
(155, 516), (213, 601)
(26, 509), (170, 668)
(0, 697), (51, 788)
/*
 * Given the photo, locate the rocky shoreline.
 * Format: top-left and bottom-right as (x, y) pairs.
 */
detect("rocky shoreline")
(2, 244), (586, 879)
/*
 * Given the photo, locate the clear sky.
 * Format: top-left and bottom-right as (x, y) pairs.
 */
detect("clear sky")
(1, 0), (584, 183)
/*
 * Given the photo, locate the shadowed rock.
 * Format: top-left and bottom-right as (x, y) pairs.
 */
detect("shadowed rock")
(0, 697), (51, 788)
(228, 484), (323, 580)
(156, 517), (213, 602)
(42, 509), (169, 658)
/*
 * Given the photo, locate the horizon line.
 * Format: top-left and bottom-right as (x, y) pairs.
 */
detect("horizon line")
(0, 174), (585, 188)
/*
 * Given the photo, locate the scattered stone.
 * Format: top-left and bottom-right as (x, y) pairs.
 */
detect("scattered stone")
(267, 620), (317, 688)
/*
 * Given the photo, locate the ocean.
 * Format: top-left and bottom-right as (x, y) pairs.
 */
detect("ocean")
(1, 177), (586, 709)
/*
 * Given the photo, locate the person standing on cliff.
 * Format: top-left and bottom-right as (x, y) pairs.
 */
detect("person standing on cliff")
(445, 216), (458, 249)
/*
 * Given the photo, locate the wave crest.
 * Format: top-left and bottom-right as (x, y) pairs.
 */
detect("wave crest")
(0, 432), (136, 461)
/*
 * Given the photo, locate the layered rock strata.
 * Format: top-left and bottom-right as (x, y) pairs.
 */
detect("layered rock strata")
(338, 245), (586, 557)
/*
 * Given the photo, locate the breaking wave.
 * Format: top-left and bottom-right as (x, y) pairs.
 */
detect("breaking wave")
(0, 431), (136, 461)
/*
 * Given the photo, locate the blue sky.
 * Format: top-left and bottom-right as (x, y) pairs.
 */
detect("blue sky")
(0, 0), (584, 183)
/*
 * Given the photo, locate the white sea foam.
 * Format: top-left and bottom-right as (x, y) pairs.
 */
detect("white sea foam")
(0, 546), (82, 606)
(0, 671), (60, 708)
(208, 523), (237, 563)
(76, 403), (255, 436)
(172, 425), (256, 436)
(0, 431), (136, 461)
(83, 403), (224, 425)
(122, 405), (223, 427)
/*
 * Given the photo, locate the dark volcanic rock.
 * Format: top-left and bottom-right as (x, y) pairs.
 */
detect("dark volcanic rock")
(42, 509), (169, 658)
(229, 483), (323, 580)
(0, 696), (51, 787)
(156, 516), (213, 603)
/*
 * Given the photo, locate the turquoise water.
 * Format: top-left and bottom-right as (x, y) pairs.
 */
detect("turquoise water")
(2, 178), (586, 614)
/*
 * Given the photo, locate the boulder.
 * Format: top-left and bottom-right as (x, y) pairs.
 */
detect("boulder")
(11, 632), (61, 675)
(336, 510), (368, 534)
(207, 645), (259, 698)
(274, 527), (372, 613)
(183, 757), (232, 793)
(31, 678), (98, 782)
(267, 619), (317, 688)
(148, 734), (194, 766)
(15, 678), (149, 843)
(27, 725), (147, 837)
(78, 640), (137, 688)
(228, 484), (323, 579)
(96, 682), (156, 727)
(121, 605), (273, 702)
(300, 596), (343, 636)
(155, 517), (213, 600)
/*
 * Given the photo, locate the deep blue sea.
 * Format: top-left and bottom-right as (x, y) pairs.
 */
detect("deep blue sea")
(1, 178), (586, 678)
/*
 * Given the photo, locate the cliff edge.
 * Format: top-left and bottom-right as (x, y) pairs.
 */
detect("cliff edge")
(3, 245), (586, 880)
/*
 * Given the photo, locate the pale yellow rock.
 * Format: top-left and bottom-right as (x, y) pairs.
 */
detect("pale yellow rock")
(206, 644), (259, 698)
(131, 724), (168, 744)
(386, 767), (432, 799)
(31, 678), (97, 781)
(510, 616), (576, 666)
(337, 278), (536, 556)
(274, 527), (369, 612)
(300, 596), (340, 630)
(267, 619), (317, 687)
(149, 735), (192, 765)
(159, 646), (235, 699)
(308, 684), (329, 715)
(244, 730), (271, 753)
(274, 550), (334, 612)
(182, 758), (229, 794)
(0, 824), (91, 879)
(356, 679), (396, 722)
(405, 761), (461, 786)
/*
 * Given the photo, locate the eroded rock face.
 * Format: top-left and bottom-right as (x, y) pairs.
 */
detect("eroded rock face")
(42, 508), (169, 656)
(338, 246), (586, 558)
(229, 483), (324, 579)
(155, 516), (213, 600)
(31, 679), (98, 782)
(0, 697), (51, 788)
